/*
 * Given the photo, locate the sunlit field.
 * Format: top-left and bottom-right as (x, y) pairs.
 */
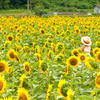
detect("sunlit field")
(0, 15), (100, 100)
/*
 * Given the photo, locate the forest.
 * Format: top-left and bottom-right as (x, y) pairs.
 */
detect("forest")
(0, 0), (100, 15)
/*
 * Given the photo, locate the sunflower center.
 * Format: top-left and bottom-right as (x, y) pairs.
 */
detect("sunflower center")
(58, 45), (63, 51)
(9, 52), (15, 58)
(41, 62), (48, 71)
(41, 30), (45, 34)
(97, 54), (100, 60)
(19, 93), (27, 100)
(25, 65), (29, 71)
(0, 63), (5, 72)
(73, 51), (79, 56)
(61, 84), (68, 97)
(80, 55), (85, 61)
(96, 76), (100, 85)
(69, 58), (77, 66)
(8, 36), (13, 41)
(0, 80), (3, 91)
(76, 29), (79, 33)
(95, 50), (99, 54)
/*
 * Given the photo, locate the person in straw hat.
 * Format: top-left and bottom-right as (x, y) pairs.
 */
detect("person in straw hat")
(80, 36), (92, 56)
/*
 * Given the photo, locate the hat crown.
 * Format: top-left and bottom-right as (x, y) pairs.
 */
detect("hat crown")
(84, 38), (90, 43)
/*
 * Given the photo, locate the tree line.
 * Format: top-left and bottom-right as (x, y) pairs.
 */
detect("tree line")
(0, 0), (100, 14)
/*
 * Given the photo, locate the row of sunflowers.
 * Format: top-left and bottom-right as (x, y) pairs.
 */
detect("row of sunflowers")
(0, 15), (100, 100)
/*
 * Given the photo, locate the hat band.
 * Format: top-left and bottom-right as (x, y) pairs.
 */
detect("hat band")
(83, 39), (90, 44)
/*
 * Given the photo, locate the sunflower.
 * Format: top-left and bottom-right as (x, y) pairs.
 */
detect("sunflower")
(95, 72), (100, 88)
(15, 44), (23, 54)
(96, 41), (100, 48)
(51, 42), (55, 52)
(71, 39), (76, 47)
(93, 47), (100, 56)
(56, 53), (64, 63)
(23, 46), (31, 55)
(67, 56), (79, 68)
(63, 65), (68, 76)
(71, 49), (79, 57)
(7, 35), (14, 41)
(0, 60), (8, 75)
(24, 62), (31, 74)
(40, 29), (46, 35)
(79, 53), (86, 62)
(34, 53), (41, 60)
(85, 57), (95, 69)
(95, 51), (100, 62)
(66, 30), (71, 36)
(0, 75), (6, 94)
(97, 30), (100, 36)
(57, 79), (73, 99)
(56, 42), (64, 52)
(7, 49), (17, 61)
(4, 41), (11, 49)
(7, 66), (12, 74)
(75, 28), (80, 34)
(32, 42), (36, 50)
(3, 31), (7, 35)
(35, 45), (40, 54)
(17, 88), (30, 100)
(39, 60), (48, 74)
(47, 50), (53, 60)
(46, 84), (52, 100)
(19, 74), (27, 88)
(0, 96), (13, 100)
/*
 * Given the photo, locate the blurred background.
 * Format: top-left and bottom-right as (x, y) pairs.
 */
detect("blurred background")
(0, 0), (100, 16)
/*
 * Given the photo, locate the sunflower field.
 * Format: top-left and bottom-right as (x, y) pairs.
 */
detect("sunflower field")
(0, 15), (100, 100)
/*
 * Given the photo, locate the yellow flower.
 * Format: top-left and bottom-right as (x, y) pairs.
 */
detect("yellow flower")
(93, 47), (100, 56)
(17, 88), (30, 100)
(85, 57), (95, 69)
(56, 42), (64, 52)
(7, 34), (14, 41)
(39, 60), (48, 74)
(15, 44), (23, 54)
(24, 62), (31, 74)
(95, 51), (100, 62)
(91, 90), (95, 96)
(40, 29), (46, 35)
(23, 46), (31, 55)
(95, 72), (100, 88)
(46, 84), (52, 100)
(63, 65), (68, 76)
(51, 42), (55, 52)
(67, 56), (79, 68)
(19, 74), (27, 88)
(7, 67), (12, 74)
(96, 41), (100, 48)
(4, 41), (11, 49)
(7, 49), (17, 61)
(71, 49), (79, 57)
(47, 50), (53, 60)
(34, 53), (41, 60)
(0, 75), (7, 94)
(3, 31), (7, 35)
(0, 60), (8, 75)
(32, 42), (36, 50)
(0, 96), (13, 100)
(57, 79), (74, 99)
(35, 45), (40, 54)
(56, 53), (64, 63)
(79, 53), (86, 62)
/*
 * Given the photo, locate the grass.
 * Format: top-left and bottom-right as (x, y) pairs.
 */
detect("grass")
(0, 9), (35, 16)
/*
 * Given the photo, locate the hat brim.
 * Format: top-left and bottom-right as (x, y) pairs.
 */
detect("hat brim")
(81, 37), (91, 45)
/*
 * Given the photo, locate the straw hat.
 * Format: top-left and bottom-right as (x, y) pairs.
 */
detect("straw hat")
(81, 36), (91, 45)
